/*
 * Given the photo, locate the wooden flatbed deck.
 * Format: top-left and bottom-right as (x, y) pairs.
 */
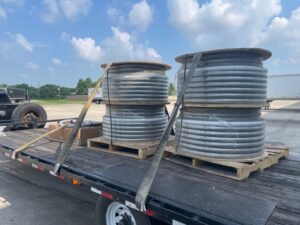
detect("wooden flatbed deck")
(0, 129), (300, 225)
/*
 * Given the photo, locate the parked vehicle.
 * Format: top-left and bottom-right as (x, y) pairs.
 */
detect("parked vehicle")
(268, 74), (300, 100)
(0, 87), (47, 129)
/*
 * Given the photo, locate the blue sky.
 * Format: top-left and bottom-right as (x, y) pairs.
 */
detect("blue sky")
(0, 0), (300, 87)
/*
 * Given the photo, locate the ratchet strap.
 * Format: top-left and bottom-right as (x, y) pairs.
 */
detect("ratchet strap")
(135, 53), (203, 211)
(50, 64), (112, 176)
(175, 56), (188, 152)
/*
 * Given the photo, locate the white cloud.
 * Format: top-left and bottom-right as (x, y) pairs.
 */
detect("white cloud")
(71, 36), (102, 62)
(167, 0), (300, 73)
(107, 7), (120, 18)
(129, 0), (153, 31)
(0, 0), (23, 3)
(167, 0), (282, 49)
(107, 1), (153, 32)
(60, 31), (71, 41)
(255, 7), (300, 68)
(42, 0), (92, 23)
(15, 33), (34, 51)
(59, 0), (91, 20)
(107, 6), (124, 23)
(0, 6), (6, 19)
(26, 62), (39, 70)
(42, 0), (59, 23)
(256, 9), (300, 49)
(0, 0), (24, 19)
(100, 26), (161, 61)
(21, 73), (28, 79)
(146, 48), (161, 59)
(64, 26), (161, 63)
(52, 57), (62, 65)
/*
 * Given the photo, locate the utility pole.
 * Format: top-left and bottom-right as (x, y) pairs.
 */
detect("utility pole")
(37, 82), (40, 99)
(58, 86), (61, 100)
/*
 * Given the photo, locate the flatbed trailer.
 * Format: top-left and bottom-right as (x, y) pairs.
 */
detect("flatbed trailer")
(0, 129), (300, 225)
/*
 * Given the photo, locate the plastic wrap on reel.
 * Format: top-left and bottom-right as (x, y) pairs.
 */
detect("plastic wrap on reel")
(175, 108), (265, 159)
(103, 105), (168, 142)
(176, 48), (271, 107)
(102, 62), (170, 104)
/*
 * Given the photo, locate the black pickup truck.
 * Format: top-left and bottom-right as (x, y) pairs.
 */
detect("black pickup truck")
(0, 87), (47, 129)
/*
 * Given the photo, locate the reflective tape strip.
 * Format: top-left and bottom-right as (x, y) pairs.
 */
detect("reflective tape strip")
(5, 153), (10, 157)
(17, 158), (23, 162)
(32, 163), (38, 169)
(173, 220), (186, 225)
(91, 187), (102, 195)
(125, 201), (139, 210)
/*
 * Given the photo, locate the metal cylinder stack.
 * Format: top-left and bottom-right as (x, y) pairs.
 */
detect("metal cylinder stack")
(175, 48), (271, 159)
(102, 62), (170, 142)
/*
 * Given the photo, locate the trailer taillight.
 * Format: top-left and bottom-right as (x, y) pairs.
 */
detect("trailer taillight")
(145, 209), (155, 217)
(101, 192), (113, 200)
(72, 179), (80, 185)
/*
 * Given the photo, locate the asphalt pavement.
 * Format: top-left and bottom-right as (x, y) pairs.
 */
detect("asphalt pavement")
(0, 155), (97, 225)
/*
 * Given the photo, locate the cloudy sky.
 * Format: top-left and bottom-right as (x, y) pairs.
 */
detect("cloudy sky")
(0, 0), (300, 87)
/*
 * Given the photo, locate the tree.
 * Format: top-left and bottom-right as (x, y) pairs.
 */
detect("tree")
(39, 84), (60, 99)
(168, 83), (176, 96)
(76, 78), (95, 95)
(60, 87), (75, 98)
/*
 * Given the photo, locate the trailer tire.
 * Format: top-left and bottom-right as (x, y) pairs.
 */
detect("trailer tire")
(11, 103), (47, 129)
(96, 196), (151, 225)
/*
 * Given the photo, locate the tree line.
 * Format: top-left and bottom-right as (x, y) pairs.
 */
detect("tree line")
(0, 78), (176, 99)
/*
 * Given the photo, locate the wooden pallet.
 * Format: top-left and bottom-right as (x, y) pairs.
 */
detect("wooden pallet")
(88, 136), (175, 159)
(164, 142), (289, 181)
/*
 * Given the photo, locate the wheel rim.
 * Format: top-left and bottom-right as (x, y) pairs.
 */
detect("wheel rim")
(106, 202), (136, 225)
(23, 112), (39, 127)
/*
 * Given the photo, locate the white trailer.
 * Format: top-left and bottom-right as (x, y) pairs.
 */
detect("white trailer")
(88, 88), (103, 104)
(267, 74), (300, 100)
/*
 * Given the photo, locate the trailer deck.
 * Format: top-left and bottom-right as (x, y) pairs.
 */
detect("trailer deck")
(0, 129), (300, 225)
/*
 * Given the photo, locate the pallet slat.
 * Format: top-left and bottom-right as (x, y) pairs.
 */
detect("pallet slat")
(164, 146), (289, 181)
(87, 136), (175, 159)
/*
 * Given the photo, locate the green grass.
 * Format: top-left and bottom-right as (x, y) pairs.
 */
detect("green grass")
(32, 99), (86, 105)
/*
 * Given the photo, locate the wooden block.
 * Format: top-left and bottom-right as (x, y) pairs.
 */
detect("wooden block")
(48, 124), (102, 146)
(265, 142), (289, 151)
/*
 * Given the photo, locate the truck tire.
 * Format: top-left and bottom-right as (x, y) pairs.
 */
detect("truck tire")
(11, 103), (47, 129)
(96, 196), (151, 225)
